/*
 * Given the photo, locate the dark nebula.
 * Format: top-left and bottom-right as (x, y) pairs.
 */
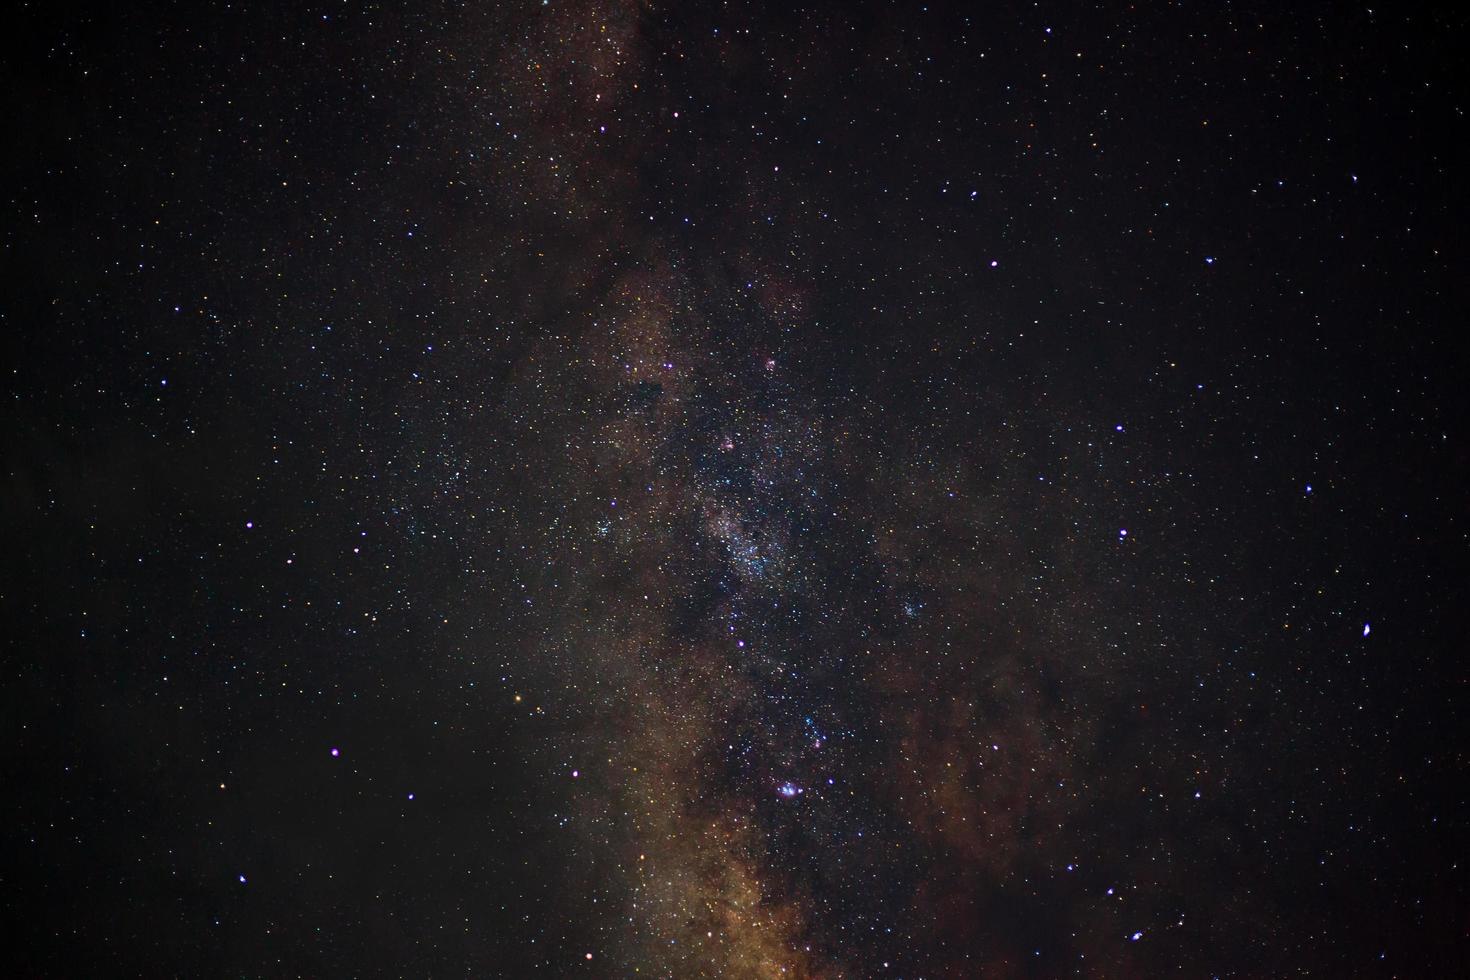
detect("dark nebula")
(5, 1), (1465, 976)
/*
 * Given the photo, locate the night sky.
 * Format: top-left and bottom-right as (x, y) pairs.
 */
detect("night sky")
(5, 2), (1467, 976)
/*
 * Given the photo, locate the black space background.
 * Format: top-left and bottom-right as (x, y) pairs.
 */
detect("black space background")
(3, 1), (1467, 977)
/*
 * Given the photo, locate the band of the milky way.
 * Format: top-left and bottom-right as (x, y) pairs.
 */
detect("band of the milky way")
(4, 1), (1464, 976)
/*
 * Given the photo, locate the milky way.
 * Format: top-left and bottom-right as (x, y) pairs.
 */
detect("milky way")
(6, 1), (1464, 977)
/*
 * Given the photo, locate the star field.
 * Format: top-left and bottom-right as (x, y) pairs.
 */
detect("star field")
(4, 1), (1466, 977)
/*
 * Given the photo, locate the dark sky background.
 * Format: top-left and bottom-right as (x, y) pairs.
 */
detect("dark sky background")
(4, 1), (1466, 976)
